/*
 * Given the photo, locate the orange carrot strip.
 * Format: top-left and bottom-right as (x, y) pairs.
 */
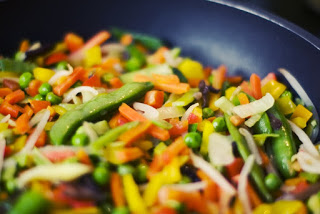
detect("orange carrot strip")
(227, 76), (243, 84)
(230, 115), (245, 126)
(258, 147), (270, 166)
(5, 89), (25, 104)
(23, 105), (34, 118)
(225, 158), (244, 178)
(120, 34), (133, 46)
(250, 73), (262, 100)
(152, 74), (180, 84)
(237, 93), (250, 105)
(133, 74), (153, 82)
(34, 130), (47, 147)
(149, 47), (169, 64)
(154, 82), (190, 94)
(26, 79), (42, 97)
(0, 101), (21, 118)
(82, 74), (101, 87)
(119, 103), (169, 141)
(53, 67), (86, 96)
(64, 33), (84, 53)
(109, 77), (123, 88)
(0, 88), (13, 98)
(45, 52), (68, 66)
(118, 121), (152, 146)
(168, 118), (188, 138)
(114, 147), (144, 163)
(111, 173), (126, 207)
(188, 78), (202, 88)
(261, 72), (276, 86)
(212, 65), (227, 90)
(29, 100), (51, 113)
(3, 79), (20, 91)
(100, 57), (121, 70)
(76, 149), (92, 165)
(144, 90), (164, 108)
(16, 113), (31, 134)
(240, 81), (253, 97)
(197, 170), (219, 202)
(19, 39), (29, 52)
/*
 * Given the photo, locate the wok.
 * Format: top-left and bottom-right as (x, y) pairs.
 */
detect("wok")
(1, 0), (320, 136)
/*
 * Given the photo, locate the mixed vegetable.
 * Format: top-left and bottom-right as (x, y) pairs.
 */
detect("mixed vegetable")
(0, 29), (319, 214)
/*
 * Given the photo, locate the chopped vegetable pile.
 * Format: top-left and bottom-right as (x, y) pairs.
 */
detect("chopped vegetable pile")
(0, 29), (319, 214)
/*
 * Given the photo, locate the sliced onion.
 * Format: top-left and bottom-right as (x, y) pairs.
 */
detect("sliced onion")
(279, 68), (319, 141)
(238, 155), (255, 214)
(0, 138), (6, 178)
(39, 145), (85, 153)
(230, 86), (242, 101)
(214, 96), (235, 115)
(163, 49), (183, 68)
(8, 119), (16, 127)
(158, 106), (186, 120)
(63, 86), (99, 103)
(296, 148), (320, 174)
(233, 93), (274, 118)
(0, 114), (11, 123)
(239, 128), (262, 165)
(17, 163), (92, 188)
(288, 120), (319, 157)
(208, 133), (234, 166)
(181, 103), (199, 121)
(83, 122), (98, 143)
(73, 96), (82, 105)
(190, 152), (236, 195)
(82, 91), (96, 103)
(22, 110), (50, 152)
(133, 102), (159, 120)
(101, 43), (126, 55)
(244, 113), (262, 128)
(48, 64), (73, 85)
(164, 181), (207, 192)
(29, 109), (47, 127)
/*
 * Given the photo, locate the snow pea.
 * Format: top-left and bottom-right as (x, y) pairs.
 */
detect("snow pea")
(225, 113), (273, 202)
(50, 82), (153, 145)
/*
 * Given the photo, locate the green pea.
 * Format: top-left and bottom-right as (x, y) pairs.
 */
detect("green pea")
(33, 94), (45, 101)
(19, 72), (33, 89)
(14, 51), (26, 61)
(46, 92), (62, 104)
(56, 61), (68, 70)
(202, 108), (214, 119)
(213, 117), (227, 132)
(71, 133), (89, 146)
(280, 90), (293, 99)
(125, 57), (143, 72)
(188, 123), (198, 132)
(112, 206), (130, 214)
(38, 83), (52, 96)
(264, 173), (282, 191)
(184, 132), (202, 149)
(93, 166), (110, 185)
(136, 164), (148, 182)
(117, 164), (135, 175)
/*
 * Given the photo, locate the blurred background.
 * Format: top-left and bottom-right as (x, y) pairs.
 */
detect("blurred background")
(229, 0), (320, 38)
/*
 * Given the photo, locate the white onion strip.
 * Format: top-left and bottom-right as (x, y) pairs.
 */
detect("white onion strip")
(181, 103), (199, 121)
(0, 138), (6, 178)
(239, 128), (262, 165)
(244, 113), (262, 128)
(164, 181), (207, 192)
(133, 102), (159, 120)
(29, 109), (47, 127)
(233, 93), (274, 118)
(214, 96), (235, 115)
(22, 109), (50, 152)
(208, 133), (235, 166)
(8, 119), (16, 127)
(288, 120), (319, 157)
(83, 122), (98, 143)
(190, 152), (236, 195)
(63, 86), (99, 103)
(279, 68), (319, 141)
(48, 64), (73, 85)
(230, 86), (242, 101)
(238, 155), (255, 214)
(295, 148), (320, 174)
(0, 115), (11, 123)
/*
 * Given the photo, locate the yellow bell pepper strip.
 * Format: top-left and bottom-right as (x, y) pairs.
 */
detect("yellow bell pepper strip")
(291, 117), (307, 129)
(291, 104), (313, 122)
(84, 46), (102, 68)
(123, 174), (148, 214)
(225, 86), (237, 100)
(200, 120), (214, 155)
(33, 67), (55, 83)
(178, 58), (204, 80)
(261, 80), (286, 99)
(276, 96), (297, 115)
(254, 200), (307, 214)
(208, 93), (220, 111)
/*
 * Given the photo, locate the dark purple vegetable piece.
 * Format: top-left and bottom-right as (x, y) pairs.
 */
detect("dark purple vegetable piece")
(267, 112), (282, 130)
(25, 43), (54, 60)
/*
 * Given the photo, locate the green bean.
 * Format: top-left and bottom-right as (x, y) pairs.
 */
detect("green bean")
(9, 191), (50, 214)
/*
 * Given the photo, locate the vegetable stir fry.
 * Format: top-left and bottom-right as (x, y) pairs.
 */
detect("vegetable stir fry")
(0, 29), (319, 214)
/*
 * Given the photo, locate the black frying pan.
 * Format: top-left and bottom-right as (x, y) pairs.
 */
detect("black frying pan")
(1, 0), (320, 135)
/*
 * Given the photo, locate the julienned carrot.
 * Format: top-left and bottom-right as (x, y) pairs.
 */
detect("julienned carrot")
(148, 137), (186, 178)
(118, 121), (152, 146)
(237, 93), (249, 105)
(45, 52), (68, 66)
(197, 170), (219, 202)
(53, 67), (86, 96)
(152, 74), (180, 85)
(34, 130), (47, 147)
(100, 57), (121, 70)
(261, 72), (276, 86)
(227, 76), (243, 84)
(109, 77), (123, 88)
(64, 33), (84, 53)
(0, 88), (12, 98)
(119, 103), (169, 141)
(144, 90), (164, 108)
(111, 173), (126, 207)
(5, 89), (25, 104)
(68, 31), (111, 64)
(133, 74), (153, 82)
(212, 65), (227, 90)
(114, 147), (144, 164)
(154, 82), (190, 95)
(23, 105), (34, 118)
(29, 100), (51, 113)
(240, 81), (253, 97)
(230, 115), (245, 126)
(0, 101), (22, 118)
(76, 149), (92, 165)
(26, 79), (42, 97)
(250, 73), (262, 100)
(16, 113), (31, 134)
(225, 158), (244, 178)
(19, 39), (30, 52)
(149, 47), (169, 64)
(82, 74), (101, 87)
(120, 34), (133, 46)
